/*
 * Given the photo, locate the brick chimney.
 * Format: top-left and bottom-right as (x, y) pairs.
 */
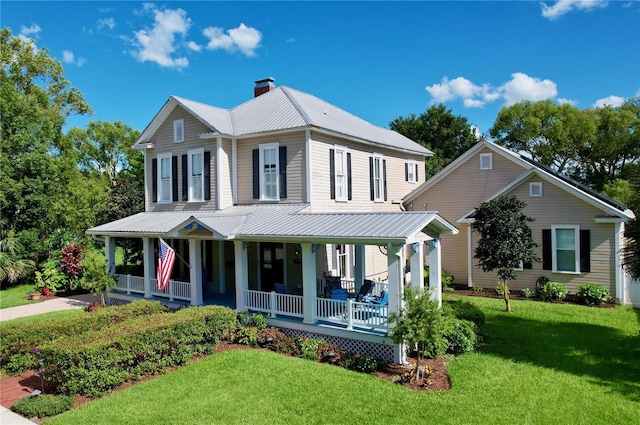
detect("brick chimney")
(254, 77), (275, 97)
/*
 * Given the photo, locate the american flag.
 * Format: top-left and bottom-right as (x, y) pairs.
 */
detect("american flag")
(157, 238), (175, 292)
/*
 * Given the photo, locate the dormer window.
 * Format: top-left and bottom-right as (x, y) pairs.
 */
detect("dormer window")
(529, 182), (543, 197)
(174, 119), (184, 143)
(480, 153), (493, 170)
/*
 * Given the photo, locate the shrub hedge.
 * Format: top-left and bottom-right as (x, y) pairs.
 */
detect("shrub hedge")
(40, 305), (236, 397)
(11, 394), (74, 418)
(1, 300), (169, 374)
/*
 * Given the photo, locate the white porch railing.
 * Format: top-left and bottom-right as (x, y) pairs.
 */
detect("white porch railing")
(317, 278), (388, 298)
(113, 274), (191, 301)
(315, 298), (388, 331)
(243, 290), (304, 318)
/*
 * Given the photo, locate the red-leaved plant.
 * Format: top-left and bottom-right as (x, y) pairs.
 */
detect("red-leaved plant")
(60, 244), (85, 285)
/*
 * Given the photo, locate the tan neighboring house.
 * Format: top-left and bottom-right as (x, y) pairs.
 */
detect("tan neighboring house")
(403, 139), (637, 305)
(87, 78), (458, 362)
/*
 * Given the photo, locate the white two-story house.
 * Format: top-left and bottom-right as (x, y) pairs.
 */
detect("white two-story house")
(87, 78), (457, 362)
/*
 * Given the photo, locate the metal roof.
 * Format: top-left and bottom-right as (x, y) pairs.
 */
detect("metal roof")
(135, 87), (431, 156)
(87, 205), (457, 244)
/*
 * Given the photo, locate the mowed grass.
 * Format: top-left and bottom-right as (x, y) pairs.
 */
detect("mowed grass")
(0, 283), (36, 309)
(45, 296), (640, 424)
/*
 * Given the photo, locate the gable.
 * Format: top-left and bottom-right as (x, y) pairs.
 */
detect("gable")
(148, 106), (214, 151)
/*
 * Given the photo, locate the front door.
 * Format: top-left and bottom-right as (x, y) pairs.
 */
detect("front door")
(260, 243), (284, 292)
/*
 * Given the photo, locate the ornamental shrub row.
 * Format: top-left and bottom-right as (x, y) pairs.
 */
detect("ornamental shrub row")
(11, 394), (74, 418)
(39, 305), (236, 397)
(1, 300), (169, 374)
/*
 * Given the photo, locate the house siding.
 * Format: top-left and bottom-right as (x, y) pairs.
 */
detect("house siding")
(145, 106), (218, 212)
(218, 138), (233, 209)
(407, 147), (528, 283)
(236, 133), (307, 205)
(310, 133), (424, 212)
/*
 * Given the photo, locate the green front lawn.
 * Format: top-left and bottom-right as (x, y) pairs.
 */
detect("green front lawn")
(44, 296), (640, 424)
(0, 283), (36, 309)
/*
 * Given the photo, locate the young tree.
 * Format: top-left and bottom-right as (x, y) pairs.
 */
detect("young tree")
(390, 104), (478, 178)
(622, 170), (640, 280)
(471, 196), (539, 312)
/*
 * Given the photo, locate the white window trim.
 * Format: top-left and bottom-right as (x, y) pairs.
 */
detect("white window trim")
(529, 182), (543, 197)
(480, 153), (493, 170)
(259, 142), (279, 201)
(407, 160), (417, 183)
(551, 224), (580, 274)
(188, 148), (205, 202)
(157, 152), (172, 204)
(334, 146), (348, 202)
(373, 153), (384, 203)
(173, 119), (184, 143)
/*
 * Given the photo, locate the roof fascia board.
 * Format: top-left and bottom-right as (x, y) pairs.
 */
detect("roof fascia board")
(311, 128), (432, 157)
(235, 235), (408, 245)
(133, 97), (177, 149)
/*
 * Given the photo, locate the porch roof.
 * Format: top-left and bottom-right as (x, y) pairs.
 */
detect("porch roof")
(87, 204), (458, 244)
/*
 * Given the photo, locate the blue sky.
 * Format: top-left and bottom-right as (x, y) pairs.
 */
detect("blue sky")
(4, 1), (639, 136)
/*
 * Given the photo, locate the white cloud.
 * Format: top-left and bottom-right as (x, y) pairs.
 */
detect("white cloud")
(558, 97), (578, 105)
(129, 4), (192, 69)
(541, 0), (608, 20)
(203, 23), (262, 57)
(187, 41), (202, 52)
(594, 95), (625, 108)
(62, 50), (87, 67)
(97, 18), (116, 30)
(426, 72), (558, 108)
(18, 23), (41, 42)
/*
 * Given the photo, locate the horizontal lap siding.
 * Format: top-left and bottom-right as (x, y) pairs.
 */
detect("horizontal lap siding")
(236, 133), (306, 204)
(408, 148), (528, 284)
(310, 133), (425, 212)
(146, 106), (218, 212)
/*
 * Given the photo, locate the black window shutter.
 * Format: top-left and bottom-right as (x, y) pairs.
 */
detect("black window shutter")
(405, 163), (409, 182)
(329, 149), (335, 200)
(415, 163), (419, 181)
(542, 229), (552, 270)
(347, 152), (352, 201)
(204, 151), (211, 201)
(580, 230), (590, 273)
(252, 149), (259, 199)
(152, 158), (158, 203)
(279, 146), (287, 199)
(369, 157), (374, 201)
(181, 154), (188, 201)
(383, 159), (387, 201)
(172, 156), (178, 202)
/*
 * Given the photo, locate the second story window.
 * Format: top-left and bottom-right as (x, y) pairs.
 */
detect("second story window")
(188, 148), (204, 202)
(158, 153), (172, 203)
(370, 154), (386, 202)
(335, 148), (347, 201)
(406, 160), (418, 183)
(261, 142), (279, 201)
(174, 119), (184, 143)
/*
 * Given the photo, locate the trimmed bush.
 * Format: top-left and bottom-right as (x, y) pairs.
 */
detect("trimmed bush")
(1, 300), (169, 374)
(540, 282), (567, 302)
(11, 395), (74, 418)
(575, 283), (610, 306)
(39, 305), (236, 397)
(443, 318), (478, 355)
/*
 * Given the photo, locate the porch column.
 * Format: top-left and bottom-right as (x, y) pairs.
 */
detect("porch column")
(428, 238), (442, 308)
(301, 243), (316, 325)
(189, 238), (203, 306)
(387, 243), (406, 364)
(354, 245), (366, 293)
(104, 236), (116, 275)
(142, 237), (154, 298)
(234, 240), (249, 311)
(409, 242), (424, 290)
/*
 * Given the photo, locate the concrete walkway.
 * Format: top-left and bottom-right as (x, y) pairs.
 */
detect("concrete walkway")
(0, 293), (100, 322)
(0, 293), (101, 424)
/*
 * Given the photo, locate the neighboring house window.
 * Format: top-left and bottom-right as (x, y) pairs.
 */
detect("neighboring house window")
(370, 154), (386, 202)
(552, 225), (580, 273)
(480, 153), (493, 170)
(530, 182), (543, 197)
(173, 119), (184, 143)
(330, 148), (352, 201)
(406, 160), (418, 183)
(188, 148), (204, 202)
(158, 153), (173, 203)
(252, 144), (287, 200)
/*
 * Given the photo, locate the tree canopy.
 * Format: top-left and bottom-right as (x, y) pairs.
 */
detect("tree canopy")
(390, 104), (478, 178)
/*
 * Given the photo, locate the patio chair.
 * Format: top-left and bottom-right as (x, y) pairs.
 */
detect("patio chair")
(362, 290), (388, 306)
(275, 283), (287, 294)
(324, 276), (343, 298)
(330, 288), (348, 301)
(355, 279), (375, 302)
